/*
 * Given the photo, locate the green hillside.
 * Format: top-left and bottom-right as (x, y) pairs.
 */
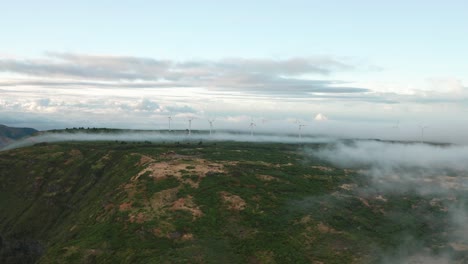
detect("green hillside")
(0, 125), (38, 148)
(0, 140), (466, 263)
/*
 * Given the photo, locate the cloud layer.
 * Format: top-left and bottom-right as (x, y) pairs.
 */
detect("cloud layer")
(0, 52), (372, 97)
(1, 52), (468, 143)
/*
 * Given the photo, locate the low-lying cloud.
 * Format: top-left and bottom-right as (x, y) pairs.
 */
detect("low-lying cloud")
(313, 140), (468, 174)
(1, 131), (335, 151)
(307, 140), (468, 262)
(309, 140), (468, 194)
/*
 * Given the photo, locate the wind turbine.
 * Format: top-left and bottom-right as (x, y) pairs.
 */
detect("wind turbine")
(388, 120), (400, 140)
(418, 124), (428, 143)
(167, 116), (173, 132)
(187, 117), (195, 136)
(208, 119), (215, 136)
(249, 119), (256, 137)
(298, 123), (307, 139)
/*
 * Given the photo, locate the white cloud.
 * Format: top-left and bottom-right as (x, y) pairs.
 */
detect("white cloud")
(314, 113), (328, 121)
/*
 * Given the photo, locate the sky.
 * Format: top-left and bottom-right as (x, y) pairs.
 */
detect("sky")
(1, 1), (468, 142)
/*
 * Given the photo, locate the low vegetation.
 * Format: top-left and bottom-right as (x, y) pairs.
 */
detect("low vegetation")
(0, 140), (466, 263)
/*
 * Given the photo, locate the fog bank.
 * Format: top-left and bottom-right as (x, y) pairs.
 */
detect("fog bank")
(307, 140), (468, 262)
(313, 140), (468, 174)
(1, 131), (335, 151)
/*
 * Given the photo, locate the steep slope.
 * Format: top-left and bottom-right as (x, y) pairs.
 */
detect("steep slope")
(0, 125), (38, 148)
(0, 141), (467, 263)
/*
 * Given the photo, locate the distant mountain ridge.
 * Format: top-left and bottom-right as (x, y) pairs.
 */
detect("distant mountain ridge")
(0, 124), (38, 148)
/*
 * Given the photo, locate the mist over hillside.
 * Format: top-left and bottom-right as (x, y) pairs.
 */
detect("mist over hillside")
(0, 124), (37, 148)
(307, 141), (468, 263)
(1, 128), (336, 151)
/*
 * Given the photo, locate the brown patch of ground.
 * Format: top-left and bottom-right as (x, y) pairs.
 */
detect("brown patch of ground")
(149, 187), (179, 210)
(375, 195), (387, 202)
(317, 222), (341, 234)
(299, 215), (313, 224)
(152, 228), (163, 237)
(122, 182), (138, 200)
(129, 212), (146, 223)
(161, 151), (176, 156)
(151, 221), (177, 238)
(69, 149), (82, 156)
(358, 197), (371, 207)
(113, 153), (227, 226)
(243, 160), (281, 168)
(84, 249), (102, 258)
(119, 202), (132, 211)
(64, 149), (82, 165)
(256, 174), (279, 182)
(339, 183), (357, 191)
(171, 195), (203, 219)
(133, 155), (225, 188)
(181, 233), (194, 241)
(220, 191), (246, 211)
(439, 176), (468, 190)
(450, 243), (468, 251)
(104, 203), (114, 211)
(134, 153), (155, 166)
(311, 165), (334, 171)
(99, 151), (113, 161)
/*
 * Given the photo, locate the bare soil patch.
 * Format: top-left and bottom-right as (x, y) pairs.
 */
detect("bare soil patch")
(220, 191), (246, 211)
(171, 195), (203, 219)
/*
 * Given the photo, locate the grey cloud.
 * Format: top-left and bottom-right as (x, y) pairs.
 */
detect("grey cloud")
(0, 53), (349, 81)
(0, 52), (376, 99)
(35, 98), (50, 107)
(406, 94), (468, 104)
(135, 99), (161, 112)
(195, 57), (354, 75)
(0, 55), (170, 80)
(0, 80), (190, 88)
(165, 105), (197, 114)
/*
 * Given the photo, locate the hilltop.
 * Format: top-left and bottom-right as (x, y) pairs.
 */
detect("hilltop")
(0, 125), (38, 148)
(0, 140), (467, 263)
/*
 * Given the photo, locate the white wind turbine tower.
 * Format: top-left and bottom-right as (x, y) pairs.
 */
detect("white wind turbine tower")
(298, 123), (307, 139)
(167, 116), (173, 131)
(187, 117), (195, 136)
(249, 119), (256, 137)
(418, 124), (428, 143)
(208, 119), (215, 136)
(389, 120), (400, 140)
